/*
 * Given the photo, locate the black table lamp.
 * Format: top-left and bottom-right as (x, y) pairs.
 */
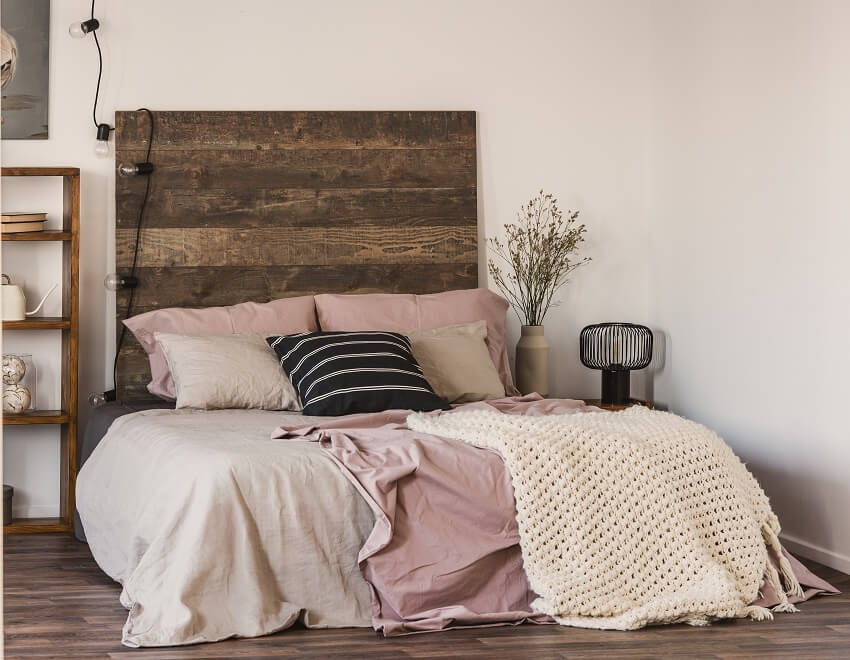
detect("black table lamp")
(580, 323), (653, 405)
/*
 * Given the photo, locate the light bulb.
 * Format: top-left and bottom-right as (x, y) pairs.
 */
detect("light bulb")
(118, 162), (154, 177)
(104, 273), (121, 291)
(88, 389), (116, 407)
(88, 392), (107, 408)
(104, 273), (138, 291)
(69, 22), (86, 38)
(69, 18), (99, 39)
(94, 123), (112, 157)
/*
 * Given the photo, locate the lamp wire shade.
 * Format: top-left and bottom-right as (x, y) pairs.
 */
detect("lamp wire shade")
(580, 323), (653, 405)
(580, 323), (653, 371)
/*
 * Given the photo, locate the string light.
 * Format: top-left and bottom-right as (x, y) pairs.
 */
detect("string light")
(69, 0), (113, 156)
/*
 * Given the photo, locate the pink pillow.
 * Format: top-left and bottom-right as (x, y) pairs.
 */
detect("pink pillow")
(315, 289), (518, 395)
(123, 296), (318, 399)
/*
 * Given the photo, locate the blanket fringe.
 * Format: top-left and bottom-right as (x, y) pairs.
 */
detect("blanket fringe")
(757, 524), (803, 617)
(741, 605), (774, 621)
(776, 553), (805, 599)
(762, 525), (805, 600)
(764, 559), (794, 613)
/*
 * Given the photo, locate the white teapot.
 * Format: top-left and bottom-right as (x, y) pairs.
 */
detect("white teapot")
(1, 274), (57, 321)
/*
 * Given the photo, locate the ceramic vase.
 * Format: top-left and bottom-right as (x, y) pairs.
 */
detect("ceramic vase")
(515, 325), (549, 396)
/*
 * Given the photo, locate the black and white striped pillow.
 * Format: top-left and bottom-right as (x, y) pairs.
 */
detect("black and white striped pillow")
(267, 331), (449, 416)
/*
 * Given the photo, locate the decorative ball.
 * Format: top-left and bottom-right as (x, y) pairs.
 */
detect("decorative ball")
(3, 385), (31, 414)
(2, 355), (26, 385)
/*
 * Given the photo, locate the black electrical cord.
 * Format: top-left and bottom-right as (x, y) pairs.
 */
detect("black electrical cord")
(90, 0), (112, 135)
(112, 108), (155, 397)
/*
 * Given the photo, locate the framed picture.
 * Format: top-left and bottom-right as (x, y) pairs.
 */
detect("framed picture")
(1, 0), (49, 139)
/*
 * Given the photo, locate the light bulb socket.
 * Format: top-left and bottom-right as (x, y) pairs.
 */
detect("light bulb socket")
(81, 18), (100, 34)
(96, 123), (111, 141)
(118, 162), (154, 177)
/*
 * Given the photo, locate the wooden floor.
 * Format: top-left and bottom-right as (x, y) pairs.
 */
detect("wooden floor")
(3, 534), (848, 659)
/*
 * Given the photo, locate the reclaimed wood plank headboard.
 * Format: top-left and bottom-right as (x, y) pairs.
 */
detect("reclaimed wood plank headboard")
(114, 110), (478, 400)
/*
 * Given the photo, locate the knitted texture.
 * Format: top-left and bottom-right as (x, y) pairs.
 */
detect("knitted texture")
(407, 406), (802, 630)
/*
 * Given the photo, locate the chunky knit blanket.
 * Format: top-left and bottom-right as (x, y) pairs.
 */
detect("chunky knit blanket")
(407, 406), (803, 630)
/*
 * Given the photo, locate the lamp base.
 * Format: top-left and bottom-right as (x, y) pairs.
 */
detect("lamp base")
(601, 369), (630, 406)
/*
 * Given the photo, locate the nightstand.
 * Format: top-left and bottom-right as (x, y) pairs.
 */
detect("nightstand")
(583, 398), (653, 412)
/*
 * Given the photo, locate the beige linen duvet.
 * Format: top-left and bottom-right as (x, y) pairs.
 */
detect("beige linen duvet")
(76, 408), (374, 647)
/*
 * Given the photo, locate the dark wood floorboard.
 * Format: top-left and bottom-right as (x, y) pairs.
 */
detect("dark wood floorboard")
(3, 534), (848, 659)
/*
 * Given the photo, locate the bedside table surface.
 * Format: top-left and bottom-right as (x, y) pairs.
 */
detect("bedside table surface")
(583, 398), (652, 411)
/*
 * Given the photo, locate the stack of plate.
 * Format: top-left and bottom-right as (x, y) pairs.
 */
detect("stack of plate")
(1, 212), (47, 234)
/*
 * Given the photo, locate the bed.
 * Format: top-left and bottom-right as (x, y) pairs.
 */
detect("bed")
(76, 111), (837, 648)
(77, 394), (839, 647)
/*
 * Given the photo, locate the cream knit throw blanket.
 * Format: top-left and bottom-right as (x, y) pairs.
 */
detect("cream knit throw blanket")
(407, 406), (803, 630)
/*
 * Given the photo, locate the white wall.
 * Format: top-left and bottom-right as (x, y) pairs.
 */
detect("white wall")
(2, 1), (653, 517)
(646, 0), (850, 572)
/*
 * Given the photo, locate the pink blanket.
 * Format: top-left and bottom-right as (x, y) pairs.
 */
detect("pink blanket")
(273, 395), (838, 635)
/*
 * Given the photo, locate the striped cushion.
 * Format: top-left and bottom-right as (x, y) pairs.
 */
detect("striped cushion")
(267, 331), (448, 416)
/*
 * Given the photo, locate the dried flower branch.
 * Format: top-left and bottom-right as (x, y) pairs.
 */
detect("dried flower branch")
(488, 190), (590, 326)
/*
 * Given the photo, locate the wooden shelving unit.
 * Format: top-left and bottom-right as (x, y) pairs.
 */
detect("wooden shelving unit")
(2, 167), (80, 534)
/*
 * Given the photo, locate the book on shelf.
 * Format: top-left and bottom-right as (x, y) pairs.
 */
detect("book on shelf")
(2, 220), (47, 233)
(2, 212), (48, 223)
(1, 212), (47, 234)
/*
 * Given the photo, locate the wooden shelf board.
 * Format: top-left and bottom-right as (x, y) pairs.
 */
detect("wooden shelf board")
(2, 230), (72, 242)
(1, 167), (79, 177)
(4, 518), (70, 534)
(3, 410), (70, 425)
(2, 317), (71, 330)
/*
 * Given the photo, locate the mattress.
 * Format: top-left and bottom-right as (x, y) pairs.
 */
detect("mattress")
(76, 407), (375, 647)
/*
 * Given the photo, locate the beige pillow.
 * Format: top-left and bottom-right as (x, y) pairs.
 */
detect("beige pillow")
(155, 332), (301, 411)
(406, 321), (506, 403)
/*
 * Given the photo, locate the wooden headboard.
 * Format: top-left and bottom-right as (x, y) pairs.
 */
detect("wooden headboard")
(115, 110), (478, 400)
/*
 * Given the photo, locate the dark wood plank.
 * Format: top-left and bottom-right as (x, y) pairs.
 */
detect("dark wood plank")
(112, 346), (156, 400)
(115, 147), (475, 190)
(116, 187), (476, 229)
(117, 264), (477, 310)
(116, 110), (476, 150)
(116, 226), (477, 267)
(4, 533), (849, 659)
